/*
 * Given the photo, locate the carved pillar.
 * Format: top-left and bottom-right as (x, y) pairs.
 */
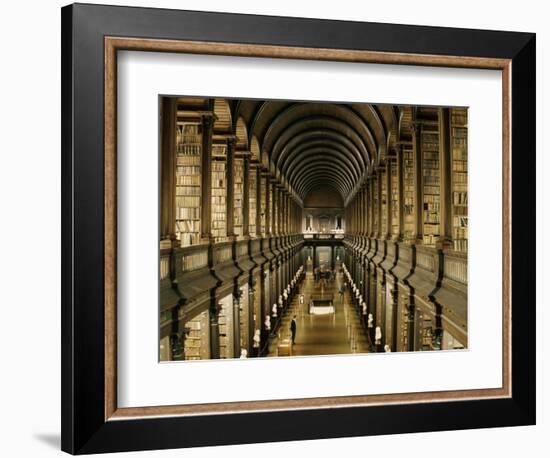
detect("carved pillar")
(413, 122), (423, 243)
(272, 182), (278, 236)
(226, 137), (236, 238)
(377, 169), (382, 239)
(357, 186), (363, 235)
(364, 185), (368, 235)
(397, 145), (404, 240)
(353, 194), (359, 235)
(265, 174), (271, 236)
(281, 189), (286, 235)
(200, 113), (215, 241)
(386, 159), (392, 239)
(255, 167), (261, 236)
(285, 191), (290, 235)
(243, 153), (250, 237)
(209, 300), (221, 359)
(370, 175), (376, 238)
(438, 108), (453, 249)
(160, 97), (176, 240)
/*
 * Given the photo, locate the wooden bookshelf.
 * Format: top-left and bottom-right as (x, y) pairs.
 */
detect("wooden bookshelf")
(402, 146), (415, 239)
(249, 167), (257, 236)
(390, 157), (398, 236)
(234, 158), (244, 237)
(183, 310), (210, 360)
(218, 298), (234, 359)
(175, 122), (202, 247)
(211, 153), (227, 242)
(267, 184), (273, 234)
(259, 176), (266, 236)
(421, 128), (440, 246)
(372, 175), (378, 233)
(238, 285), (249, 351)
(451, 108), (468, 252)
(380, 167), (387, 235)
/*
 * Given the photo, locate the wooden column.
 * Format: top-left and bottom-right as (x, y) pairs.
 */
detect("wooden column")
(353, 194), (359, 235)
(413, 123), (424, 243)
(386, 159), (392, 239)
(366, 182), (370, 236)
(200, 113), (215, 241)
(255, 167), (261, 236)
(396, 145), (404, 240)
(281, 189), (286, 235)
(280, 189), (284, 235)
(265, 173), (271, 236)
(272, 182), (278, 236)
(160, 97), (176, 240)
(288, 194), (292, 234)
(243, 154), (250, 237)
(438, 108), (453, 249)
(377, 170), (382, 239)
(370, 176), (376, 237)
(209, 302), (221, 359)
(226, 137), (236, 238)
(358, 189), (363, 235)
(361, 182), (369, 237)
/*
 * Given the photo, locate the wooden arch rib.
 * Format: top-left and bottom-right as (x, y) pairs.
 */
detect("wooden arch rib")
(262, 103), (377, 161)
(298, 173), (351, 198)
(213, 98), (232, 133)
(235, 116), (248, 150)
(270, 118), (371, 170)
(282, 146), (361, 184)
(289, 163), (355, 197)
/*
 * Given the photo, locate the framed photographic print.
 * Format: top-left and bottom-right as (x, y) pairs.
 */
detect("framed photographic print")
(61, 3), (536, 454)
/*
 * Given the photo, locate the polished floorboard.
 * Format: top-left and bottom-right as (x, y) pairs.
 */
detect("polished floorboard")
(267, 272), (370, 357)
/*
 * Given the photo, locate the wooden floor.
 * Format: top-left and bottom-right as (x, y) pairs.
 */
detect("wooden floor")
(267, 272), (370, 357)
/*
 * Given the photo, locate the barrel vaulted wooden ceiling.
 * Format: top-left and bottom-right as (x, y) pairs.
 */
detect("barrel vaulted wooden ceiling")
(178, 97), (411, 207)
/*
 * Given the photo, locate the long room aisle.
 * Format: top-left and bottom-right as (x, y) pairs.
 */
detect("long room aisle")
(267, 272), (369, 357)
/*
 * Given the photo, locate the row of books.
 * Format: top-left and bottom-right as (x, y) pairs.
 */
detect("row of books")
(176, 174), (201, 186)
(424, 224), (440, 235)
(178, 232), (201, 247)
(175, 186), (200, 196)
(453, 238), (468, 252)
(212, 145), (227, 157)
(212, 212), (226, 222)
(423, 160), (440, 169)
(451, 111), (468, 126)
(453, 149), (468, 161)
(423, 150), (439, 160)
(453, 161), (467, 172)
(424, 213), (440, 224)
(454, 216), (468, 228)
(453, 191), (468, 205)
(176, 220), (200, 233)
(176, 144), (201, 156)
(452, 127), (468, 138)
(183, 310), (209, 360)
(423, 185), (440, 196)
(175, 206), (200, 220)
(423, 176), (440, 186)
(176, 196), (200, 207)
(177, 155), (201, 166)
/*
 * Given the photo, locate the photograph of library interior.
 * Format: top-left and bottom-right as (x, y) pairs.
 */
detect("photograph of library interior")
(159, 96), (468, 362)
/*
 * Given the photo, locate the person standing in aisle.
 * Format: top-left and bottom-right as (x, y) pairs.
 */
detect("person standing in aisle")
(290, 315), (297, 344)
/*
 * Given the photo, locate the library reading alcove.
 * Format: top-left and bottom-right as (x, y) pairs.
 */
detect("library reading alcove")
(159, 97), (468, 361)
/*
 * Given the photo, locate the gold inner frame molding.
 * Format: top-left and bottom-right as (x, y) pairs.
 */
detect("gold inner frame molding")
(104, 36), (512, 421)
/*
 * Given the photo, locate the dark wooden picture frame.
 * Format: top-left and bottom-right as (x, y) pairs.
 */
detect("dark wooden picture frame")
(61, 3), (536, 454)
